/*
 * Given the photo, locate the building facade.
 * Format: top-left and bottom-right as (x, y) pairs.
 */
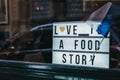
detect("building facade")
(0, 0), (120, 40)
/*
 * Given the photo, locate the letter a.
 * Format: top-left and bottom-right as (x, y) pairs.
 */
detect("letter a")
(59, 40), (64, 49)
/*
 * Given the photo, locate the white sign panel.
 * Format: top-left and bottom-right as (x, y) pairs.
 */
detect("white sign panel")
(53, 52), (109, 68)
(53, 38), (109, 52)
(52, 22), (110, 68)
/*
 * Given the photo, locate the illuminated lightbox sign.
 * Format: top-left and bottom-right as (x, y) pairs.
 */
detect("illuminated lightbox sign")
(52, 21), (110, 68)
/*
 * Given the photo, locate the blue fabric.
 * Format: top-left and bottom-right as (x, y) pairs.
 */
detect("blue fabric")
(96, 4), (113, 37)
(96, 21), (111, 37)
(96, 4), (120, 37)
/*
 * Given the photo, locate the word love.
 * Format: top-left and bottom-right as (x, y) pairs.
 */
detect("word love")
(54, 25), (78, 35)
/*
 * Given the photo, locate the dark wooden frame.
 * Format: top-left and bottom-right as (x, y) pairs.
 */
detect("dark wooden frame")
(0, 0), (8, 24)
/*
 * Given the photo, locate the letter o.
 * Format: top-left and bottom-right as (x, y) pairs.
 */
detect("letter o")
(88, 40), (92, 50)
(81, 40), (85, 49)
